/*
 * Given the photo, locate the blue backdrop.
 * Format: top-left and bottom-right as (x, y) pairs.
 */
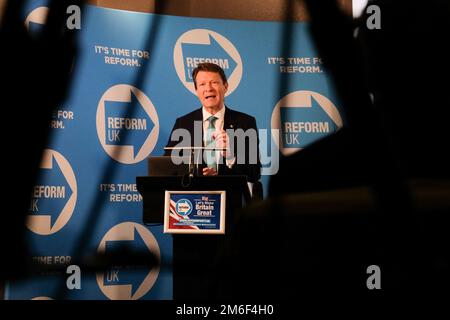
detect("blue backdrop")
(6, 3), (344, 299)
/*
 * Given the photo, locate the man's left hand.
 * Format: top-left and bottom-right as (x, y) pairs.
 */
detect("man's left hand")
(213, 129), (232, 159)
(203, 167), (218, 176)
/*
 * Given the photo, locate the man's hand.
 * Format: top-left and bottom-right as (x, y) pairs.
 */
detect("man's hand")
(203, 167), (218, 176)
(212, 129), (232, 158)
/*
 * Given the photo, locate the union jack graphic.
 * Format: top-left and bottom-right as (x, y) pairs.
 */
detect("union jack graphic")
(169, 200), (199, 230)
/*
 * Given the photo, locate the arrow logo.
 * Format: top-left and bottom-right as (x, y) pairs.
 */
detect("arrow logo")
(280, 95), (338, 148)
(32, 155), (72, 229)
(176, 199), (193, 217)
(181, 34), (237, 82)
(103, 227), (155, 297)
(104, 90), (153, 158)
(25, 6), (49, 36)
(28, 21), (45, 35)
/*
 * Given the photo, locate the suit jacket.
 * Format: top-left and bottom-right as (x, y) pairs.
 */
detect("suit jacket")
(164, 106), (261, 183)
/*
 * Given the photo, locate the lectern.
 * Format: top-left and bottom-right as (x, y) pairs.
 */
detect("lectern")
(136, 175), (251, 300)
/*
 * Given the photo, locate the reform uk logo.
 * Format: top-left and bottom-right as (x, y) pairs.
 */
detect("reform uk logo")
(175, 199), (193, 217)
(27, 149), (77, 235)
(173, 29), (242, 95)
(25, 6), (49, 32)
(96, 222), (161, 300)
(96, 84), (159, 164)
(271, 90), (343, 156)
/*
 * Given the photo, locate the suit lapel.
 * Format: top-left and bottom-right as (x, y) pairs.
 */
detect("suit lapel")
(191, 108), (203, 148)
(192, 108), (203, 124)
(219, 107), (234, 175)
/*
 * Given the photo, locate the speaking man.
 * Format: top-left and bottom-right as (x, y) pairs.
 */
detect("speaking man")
(165, 62), (261, 183)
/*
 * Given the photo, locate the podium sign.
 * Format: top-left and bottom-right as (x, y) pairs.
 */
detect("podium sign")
(164, 190), (226, 234)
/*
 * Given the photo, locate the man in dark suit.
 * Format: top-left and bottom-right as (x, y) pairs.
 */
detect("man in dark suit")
(164, 63), (262, 300)
(165, 62), (261, 183)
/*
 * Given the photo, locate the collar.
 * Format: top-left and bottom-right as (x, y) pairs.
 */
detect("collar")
(202, 105), (225, 122)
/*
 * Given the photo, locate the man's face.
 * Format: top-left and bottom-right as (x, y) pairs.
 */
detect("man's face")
(195, 71), (228, 112)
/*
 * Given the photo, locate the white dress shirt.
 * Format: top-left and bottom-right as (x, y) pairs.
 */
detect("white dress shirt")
(202, 106), (235, 168)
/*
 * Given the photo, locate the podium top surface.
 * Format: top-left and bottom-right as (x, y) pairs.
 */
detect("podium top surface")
(136, 175), (251, 200)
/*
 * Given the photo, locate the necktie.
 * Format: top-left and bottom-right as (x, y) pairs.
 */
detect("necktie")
(205, 116), (218, 169)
